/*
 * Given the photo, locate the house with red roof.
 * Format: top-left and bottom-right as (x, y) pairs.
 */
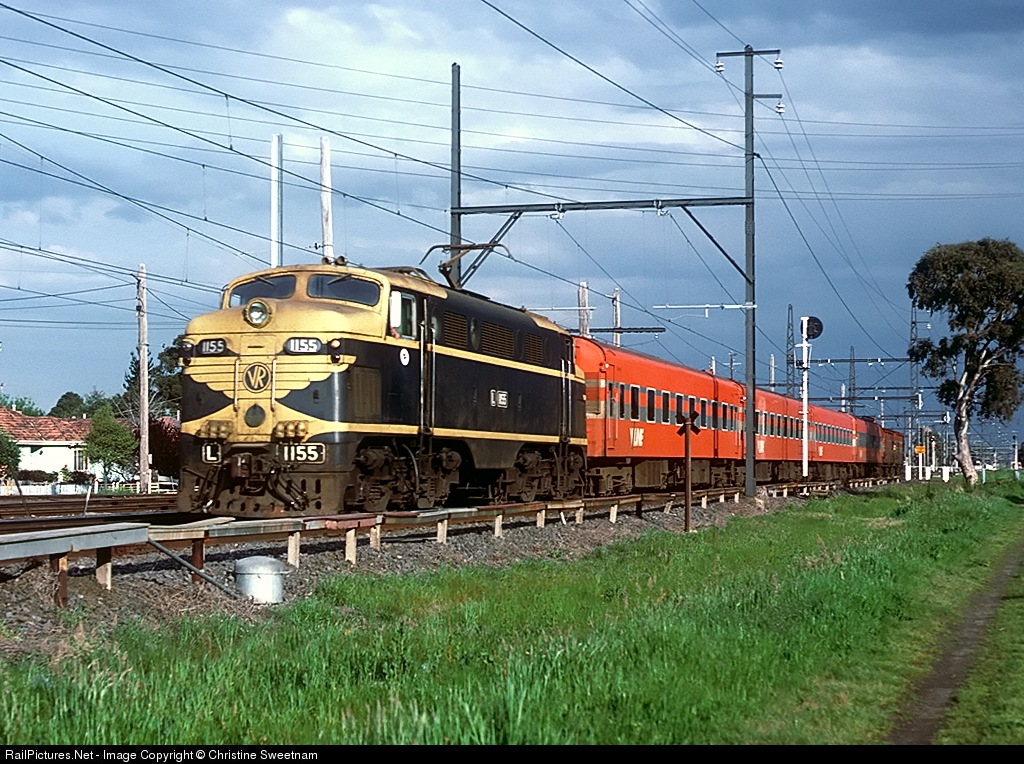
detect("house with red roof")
(0, 406), (98, 480)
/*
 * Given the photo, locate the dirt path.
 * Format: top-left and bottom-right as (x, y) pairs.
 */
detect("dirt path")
(886, 532), (1024, 744)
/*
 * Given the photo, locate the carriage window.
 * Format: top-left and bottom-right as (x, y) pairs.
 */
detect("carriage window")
(662, 392), (670, 424)
(700, 400), (708, 429)
(228, 274), (296, 306)
(646, 388), (656, 423)
(388, 292), (417, 339)
(630, 386), (641, 421)
(675, 394), (684, 424)
(307, 274), (381, 306)
(711, 402), (719, 430)
(619, 384), (627, 420)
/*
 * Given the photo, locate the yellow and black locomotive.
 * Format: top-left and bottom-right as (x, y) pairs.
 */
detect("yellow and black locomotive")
(178, 259), (587, 516)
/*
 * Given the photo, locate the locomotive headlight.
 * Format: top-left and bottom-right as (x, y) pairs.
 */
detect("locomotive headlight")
(273, 420), (309, 439)
(243, 299), (271, 327)
(198, 420), (234, 439)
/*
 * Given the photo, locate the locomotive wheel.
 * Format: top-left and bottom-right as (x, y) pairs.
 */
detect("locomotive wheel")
(517, 479), (538, 503)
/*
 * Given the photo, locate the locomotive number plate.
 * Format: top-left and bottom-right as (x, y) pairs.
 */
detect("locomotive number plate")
(277, 443), (326, 463)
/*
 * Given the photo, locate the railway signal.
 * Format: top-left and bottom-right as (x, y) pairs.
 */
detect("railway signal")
(799, 316), (823, 478)
(677, 409), (701, 532)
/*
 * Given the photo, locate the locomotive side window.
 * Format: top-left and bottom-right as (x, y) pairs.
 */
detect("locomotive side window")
(646, 388), (656, 423)
(388, 292), (418, 339)
(630, 386), (640, 421)
(307, 274), (381, 306)
(228, 274), (296, 306)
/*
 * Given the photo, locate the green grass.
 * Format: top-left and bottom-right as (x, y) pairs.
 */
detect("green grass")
(934, 532), (1024, 744)
(3, 481), (1024, 744)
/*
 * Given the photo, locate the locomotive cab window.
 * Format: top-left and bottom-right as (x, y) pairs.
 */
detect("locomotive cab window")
(388, 291), (418, 339)
(228, 274), (296, 306)
(308, 274), (381, 306)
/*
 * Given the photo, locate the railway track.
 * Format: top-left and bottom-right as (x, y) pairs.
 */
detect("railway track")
(1, 477), (900, 597)
(0, 493), (177, 520)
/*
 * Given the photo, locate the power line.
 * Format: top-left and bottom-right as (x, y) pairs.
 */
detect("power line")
(479, 0), (743, 153)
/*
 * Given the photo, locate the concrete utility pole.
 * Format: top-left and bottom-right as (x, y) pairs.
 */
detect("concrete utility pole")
(320, 136), (334, 261)
(137, 264), (150, 495)
(270, 133), (283, 267)
(577, 282), (591, 337)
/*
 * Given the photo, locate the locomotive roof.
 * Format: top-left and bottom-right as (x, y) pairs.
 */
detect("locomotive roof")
(221, 262), (568, 335)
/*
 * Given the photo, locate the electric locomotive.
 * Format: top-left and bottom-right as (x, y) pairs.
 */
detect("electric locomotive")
(177, 259), (587, 517)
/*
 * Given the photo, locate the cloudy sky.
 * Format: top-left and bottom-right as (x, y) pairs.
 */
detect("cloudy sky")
(0, 1), (1021, 453)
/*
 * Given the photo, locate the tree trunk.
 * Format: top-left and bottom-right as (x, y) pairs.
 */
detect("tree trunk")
(953, 400), (977, 486)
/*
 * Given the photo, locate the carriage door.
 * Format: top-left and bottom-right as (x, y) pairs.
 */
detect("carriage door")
(711, 377), (721, 456)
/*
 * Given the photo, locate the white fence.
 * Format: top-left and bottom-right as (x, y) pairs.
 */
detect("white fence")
(0, 481), (177, 496)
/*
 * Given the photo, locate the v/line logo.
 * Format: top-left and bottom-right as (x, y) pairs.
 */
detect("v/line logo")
(629, 427), (645, 447)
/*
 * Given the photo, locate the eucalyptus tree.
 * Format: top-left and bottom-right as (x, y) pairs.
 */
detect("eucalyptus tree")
(907, 238), (1024, 485)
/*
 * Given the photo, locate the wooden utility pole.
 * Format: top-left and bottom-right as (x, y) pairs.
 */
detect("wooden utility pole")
(137, 264), (150, 494)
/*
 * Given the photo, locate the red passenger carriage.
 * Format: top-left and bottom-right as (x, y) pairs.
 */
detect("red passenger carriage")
(574, 336), (902, 494)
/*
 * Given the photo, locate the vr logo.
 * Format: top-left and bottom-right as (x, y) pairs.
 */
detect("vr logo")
(243, 362), (271, 393)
